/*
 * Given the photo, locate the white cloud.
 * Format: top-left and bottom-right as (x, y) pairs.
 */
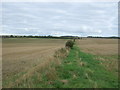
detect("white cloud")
(1, 2), (118, 37)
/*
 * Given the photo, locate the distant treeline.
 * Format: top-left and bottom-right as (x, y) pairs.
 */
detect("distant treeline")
(1, 35), (81, 39)
(87, 36), (120, 39)
(1, 35), (120, 39)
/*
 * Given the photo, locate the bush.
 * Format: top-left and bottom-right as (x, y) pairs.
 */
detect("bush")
(54, 48), (68, 58)
(65, 40), (74, 49)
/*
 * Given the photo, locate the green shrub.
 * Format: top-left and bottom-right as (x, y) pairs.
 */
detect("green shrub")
(65, 40), (74, 49)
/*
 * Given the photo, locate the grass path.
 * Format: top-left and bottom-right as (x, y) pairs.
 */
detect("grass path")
(54, 46), (118, 88)
(32, 45), (118, 88)
(4, 45), (118, 88)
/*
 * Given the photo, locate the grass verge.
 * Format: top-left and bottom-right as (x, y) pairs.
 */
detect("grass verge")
(4, 45), (118, 88)
(55, 46), (118, 88)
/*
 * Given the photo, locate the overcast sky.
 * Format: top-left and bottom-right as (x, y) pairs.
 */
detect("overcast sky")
(1, 2), (118, 37)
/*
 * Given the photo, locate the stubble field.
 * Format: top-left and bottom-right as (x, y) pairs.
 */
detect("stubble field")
(2, 38), (67, 82)
(76, 38), (118, 73)
(2, 38), (119, 88)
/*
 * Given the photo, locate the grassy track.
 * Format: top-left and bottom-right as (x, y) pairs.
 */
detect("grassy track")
(7, 45), (118, 88)
(55, 46), (118, 88)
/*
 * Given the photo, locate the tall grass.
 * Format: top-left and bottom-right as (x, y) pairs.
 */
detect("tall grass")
(4, 48), (69, 88)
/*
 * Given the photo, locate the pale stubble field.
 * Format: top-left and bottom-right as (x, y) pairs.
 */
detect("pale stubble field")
(2, 38), (119, 87)
(77, 38), (118, 73)
(2, 38), (67, 81)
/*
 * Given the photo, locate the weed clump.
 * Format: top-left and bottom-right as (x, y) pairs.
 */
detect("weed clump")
(54, 48), (68, 58)
(65, 40), (74, 49)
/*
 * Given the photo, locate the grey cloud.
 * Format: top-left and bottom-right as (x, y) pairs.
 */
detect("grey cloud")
(1, 2), (118, 36)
